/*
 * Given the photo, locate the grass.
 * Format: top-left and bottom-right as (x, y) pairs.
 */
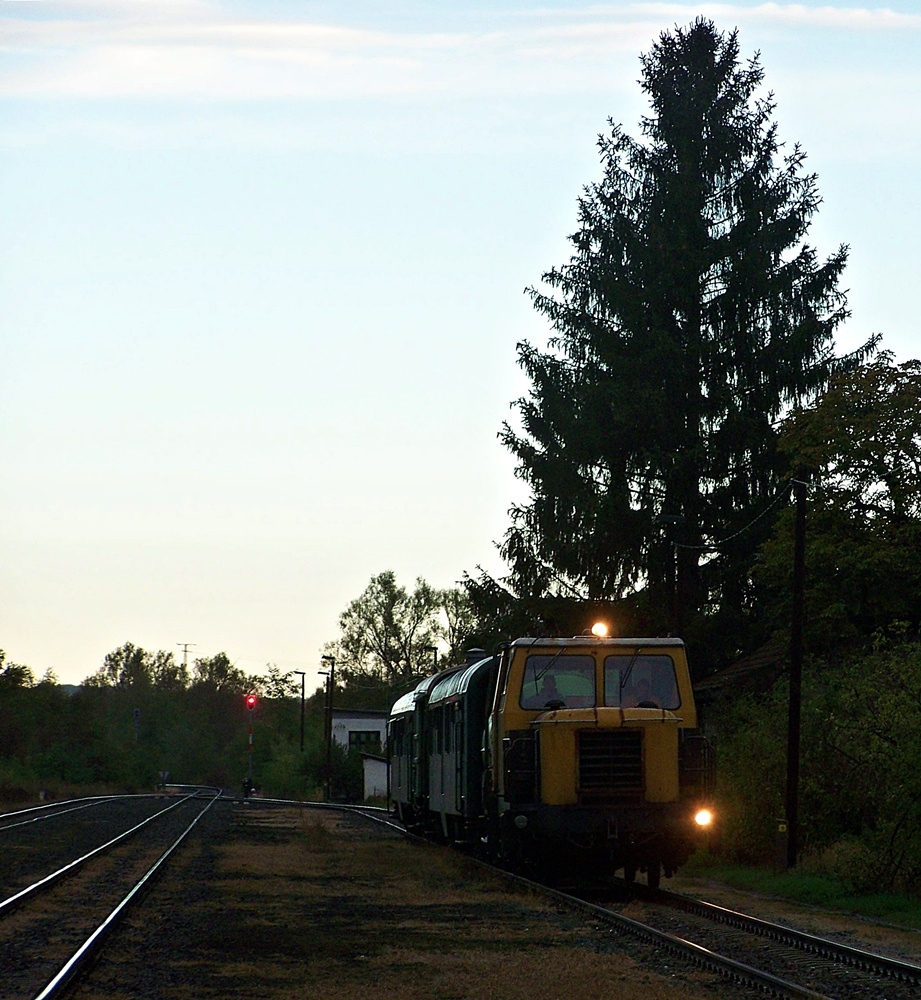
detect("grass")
(682, 852), (921, 929)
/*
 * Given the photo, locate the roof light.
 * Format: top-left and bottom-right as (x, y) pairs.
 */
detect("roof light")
(591, 622), (608, 638)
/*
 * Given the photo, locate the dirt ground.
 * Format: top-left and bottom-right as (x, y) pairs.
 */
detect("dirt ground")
(71, 803), (747, 1000)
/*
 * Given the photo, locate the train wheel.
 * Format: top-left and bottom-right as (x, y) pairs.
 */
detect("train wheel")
(647, 862), (661, 889)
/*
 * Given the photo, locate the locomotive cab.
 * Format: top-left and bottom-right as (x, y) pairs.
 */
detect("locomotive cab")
(485, 636), (714, 885)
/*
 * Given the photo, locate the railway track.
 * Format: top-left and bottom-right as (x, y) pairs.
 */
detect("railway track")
(5, 793), (917, 999)
(636, 882), (921, 989)
(554, 876), (921, 1000)
(0, 797), (122, 834)
(330, 802), (921, 1000)
(0, 790), (221, 1000)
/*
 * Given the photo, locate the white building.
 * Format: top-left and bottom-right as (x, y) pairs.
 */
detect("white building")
(361, 754), (389, 801)
(328, 709), (389, 802)
(330, 708), (387, 754)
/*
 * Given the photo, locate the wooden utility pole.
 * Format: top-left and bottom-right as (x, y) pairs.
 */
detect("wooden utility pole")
(322, 656), (336, 801)
(785, 479), (807, 867)
(292, 670), (306, 752)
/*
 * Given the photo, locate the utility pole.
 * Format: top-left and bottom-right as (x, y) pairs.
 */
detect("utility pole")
(654, 514), (684, 634)
(292, 670), (306, 752)
(321, 655), (336, 801)
(177, 643), (196, 677)
(785, 479), (807, 868)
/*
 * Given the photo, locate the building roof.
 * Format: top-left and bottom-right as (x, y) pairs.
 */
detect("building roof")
(331, 708), (388, 720)
(693, 639), (786, 700)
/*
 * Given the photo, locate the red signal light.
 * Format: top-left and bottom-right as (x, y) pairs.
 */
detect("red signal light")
(245, 694), (257, 709)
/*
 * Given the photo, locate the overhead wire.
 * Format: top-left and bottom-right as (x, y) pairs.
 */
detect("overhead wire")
(672, 479), (802, 553)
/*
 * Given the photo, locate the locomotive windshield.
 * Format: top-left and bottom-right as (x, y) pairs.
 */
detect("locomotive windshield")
(520, 654), (595, 709)
(604, 654), (680, 709)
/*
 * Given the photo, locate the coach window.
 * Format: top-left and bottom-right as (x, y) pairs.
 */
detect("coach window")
(445, 707), (454, 753)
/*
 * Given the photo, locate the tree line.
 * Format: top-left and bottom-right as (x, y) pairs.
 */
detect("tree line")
(0, 646), (340, 800)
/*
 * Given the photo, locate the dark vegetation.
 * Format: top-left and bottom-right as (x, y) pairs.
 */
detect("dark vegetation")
(709, 355), (921, 893)
(0, 647), (358, 803)
(3, 20), (921, 899)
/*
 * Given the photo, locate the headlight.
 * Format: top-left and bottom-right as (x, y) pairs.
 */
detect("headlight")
(694, 809), (713, 827)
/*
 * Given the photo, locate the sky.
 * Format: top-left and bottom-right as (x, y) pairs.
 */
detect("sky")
(1, 1), (919, 689)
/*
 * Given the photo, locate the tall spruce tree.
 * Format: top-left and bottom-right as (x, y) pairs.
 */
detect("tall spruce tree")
(501, 19), (869, 642)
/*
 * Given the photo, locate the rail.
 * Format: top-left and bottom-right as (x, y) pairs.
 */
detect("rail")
(31, 789), (222, 999)
(0, 792), (199, 917)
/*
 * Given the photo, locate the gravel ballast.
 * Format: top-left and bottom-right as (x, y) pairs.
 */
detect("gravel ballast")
(66, 802), (741, 1000)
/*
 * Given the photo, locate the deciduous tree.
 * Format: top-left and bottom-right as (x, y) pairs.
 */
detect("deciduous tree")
(759, 353), (921, 649)
(0, 651), (35, 689)
(85, 642), (152, 688)
(191, 652), (249, 694)
(327, 570), (441, 686)
(260, 664), (300, 699)
(439, 586), (479, 664)
(84, 644), (187, 690)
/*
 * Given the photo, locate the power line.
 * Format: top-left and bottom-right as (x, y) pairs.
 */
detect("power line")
(673, 481), (798, 552)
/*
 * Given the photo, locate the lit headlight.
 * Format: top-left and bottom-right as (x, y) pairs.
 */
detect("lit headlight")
(694, 809), (713, 827)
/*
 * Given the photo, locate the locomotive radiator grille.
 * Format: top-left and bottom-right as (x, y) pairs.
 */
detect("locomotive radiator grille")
(578, 729), (644, 803)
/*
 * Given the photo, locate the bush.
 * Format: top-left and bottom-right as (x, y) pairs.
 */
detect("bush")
(711, 635), (921, 895)
(710, 683), (788, 863)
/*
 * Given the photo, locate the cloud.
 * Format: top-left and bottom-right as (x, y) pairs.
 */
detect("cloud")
(559, 4), (921, 30)
(0, 1), (917, 159)
(3, 2), (914, 103)
(730, 3), (921, 29)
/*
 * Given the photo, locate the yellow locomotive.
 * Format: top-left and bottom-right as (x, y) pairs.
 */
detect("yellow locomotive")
(389, 630), (714, 886)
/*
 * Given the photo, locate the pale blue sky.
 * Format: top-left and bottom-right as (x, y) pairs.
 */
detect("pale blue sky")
(2, 1), (919, 686)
